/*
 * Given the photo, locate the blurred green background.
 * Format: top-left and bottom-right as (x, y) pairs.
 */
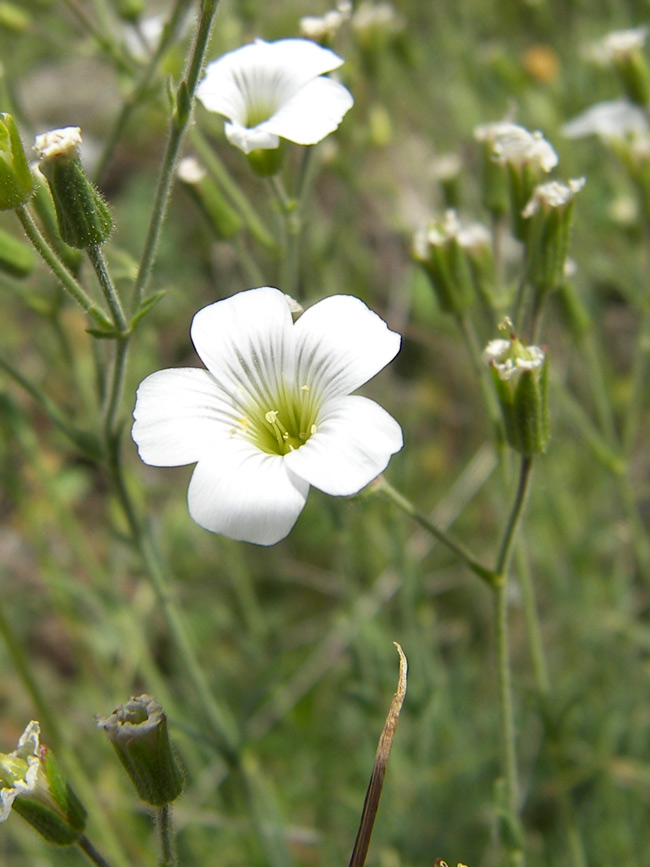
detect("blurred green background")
(0, 1), (649, 865)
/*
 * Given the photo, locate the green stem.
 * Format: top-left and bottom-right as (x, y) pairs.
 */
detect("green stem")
(87, 245), (128, 332)
(491, 457), (534, 865)
(15, 206), (112, 330)
(494, 456), (534, 579)
(268, 173), (299, 295)
(95, 0), (192, 182)
(111, 458), (240, 759)
(132, 0), (221, 308)
(102, 336), (129, 443)
(157, 805), (177, 867)
(77, 835), (113, 867)
(190, 129), (276, 251)
(377, 477), (496, 585)
(622, 300), (650, 455)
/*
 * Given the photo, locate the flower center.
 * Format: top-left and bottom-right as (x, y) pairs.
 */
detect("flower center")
(233, 383), (319, 456)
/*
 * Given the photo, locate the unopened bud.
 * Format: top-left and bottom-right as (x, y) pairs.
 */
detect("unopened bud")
(34, 127), (112, 248)
(97, 695), (184, 807)
(0, 113), (34, 210)
(177, 156), (243, 239)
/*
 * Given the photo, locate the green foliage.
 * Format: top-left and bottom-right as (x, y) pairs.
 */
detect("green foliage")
(0, 1), (648, 866)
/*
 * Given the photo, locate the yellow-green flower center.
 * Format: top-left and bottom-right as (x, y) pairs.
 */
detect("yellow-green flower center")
(236, 383), (319, 456)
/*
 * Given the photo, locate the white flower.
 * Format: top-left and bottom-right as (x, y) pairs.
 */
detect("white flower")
(0, 722), (41, 823)
(132, 287), (402, 545)
(490, 124), (558, 173)
(588, 26), (647, 65)
(196, 39), (354, 154)
(413, 209), (491, 254)
(562, 98), (649, 139)
(522, 177), (585, 217)
(483, 337), (545, 382)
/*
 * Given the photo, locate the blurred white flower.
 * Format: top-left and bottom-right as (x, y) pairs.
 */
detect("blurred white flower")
(351, 1), (405, 37)
(562, 98), (649, 139)
(0, 722), (41, 823)
(522, 177), (585, 217)
(197, 39), (353, 154)
(588, 26), (647, 66)
(132, 288), (402, 545)
(300, 6), (350, 42)
(489, 124), (558, 172)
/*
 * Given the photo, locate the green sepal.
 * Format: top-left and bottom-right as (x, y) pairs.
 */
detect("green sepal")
(526, 202), (574, 295)
(113, 0), (145, 21)
(0, 113), (34, 210)
(417, 238), (475, 315)
(40, 157), (113, 249)
(12, 797), (80, 846)
(86, 324), (127, 340)
(0, 226), (34, 277)
(181, 176), (243, 239)
(111, 730), (184, 807)
(491, 358), (550, 456)
(42, 749), (86, 833)
(247, 144), (285, 177)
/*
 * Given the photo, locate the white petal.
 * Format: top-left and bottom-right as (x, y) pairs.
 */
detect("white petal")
(225, 121), (280, 153)
(293, 295), (401, 401)
(190, 287), (295, 411)
(259, 77), (353, 146)
(197, 38), (345, 125)
(284, 395), (403, 496)
(562, 98), (649, 139)
(188, 440), (309, 545)
(132, 368), (231, 467)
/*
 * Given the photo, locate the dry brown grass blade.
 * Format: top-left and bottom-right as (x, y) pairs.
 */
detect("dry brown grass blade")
(349, 642), (408, 867)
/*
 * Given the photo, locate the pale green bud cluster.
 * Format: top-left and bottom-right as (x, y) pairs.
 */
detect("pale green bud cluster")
(589, 27), (650, 107)
(97, 694), (184, 806)
(413, 210), (493, 316)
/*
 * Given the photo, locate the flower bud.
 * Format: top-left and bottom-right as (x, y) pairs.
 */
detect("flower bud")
(522, 178), (585, 295)
(97, 695), (184, 807)
(177, 156), (243, 239)
(34, 127), (112, 248)
(0, 721), (87, 846)
(0, 113), (34, 210)
(483, 320), (550, 456)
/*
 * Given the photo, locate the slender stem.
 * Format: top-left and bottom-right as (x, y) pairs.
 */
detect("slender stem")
(132, 0), (221, 308)
(190, 129), (276, 251)
(15, 206), (112, 330)
(157, 805), (177, 867)
(377, 477), (496, 585)
(78, 835), (113, 867)
(87, 246), (128, 332)
(494, 580), (521, 838)
(494, 456), (534, 579)
(95, 0), (192, 182)
(111, 457), (240, 759)
(491, 456), (535, 865)
(103, 336), (129, 442)
(622, 300), (650, 455)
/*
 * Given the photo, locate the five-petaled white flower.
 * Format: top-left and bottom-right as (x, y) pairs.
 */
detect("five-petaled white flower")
(196, 38), (354, 154)
(132, 288), (403, 545)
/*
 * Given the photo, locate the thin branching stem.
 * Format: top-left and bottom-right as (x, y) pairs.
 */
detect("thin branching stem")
(132, 0), (222, 308)
(15, 206), (112, 329)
